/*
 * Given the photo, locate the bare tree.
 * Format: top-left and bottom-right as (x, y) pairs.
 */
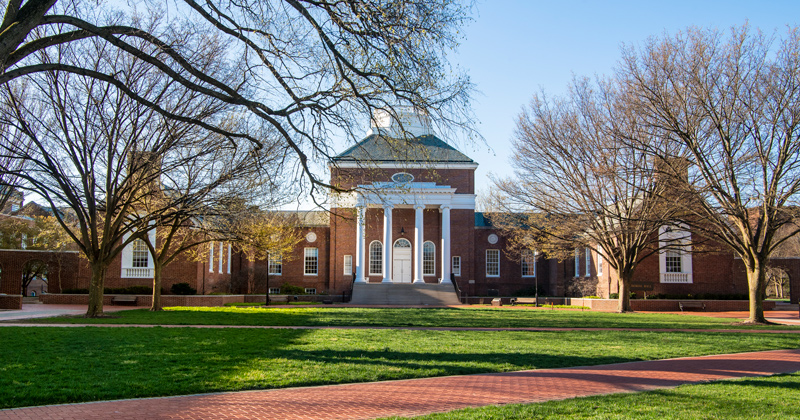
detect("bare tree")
(620, 26), (800, 323)
(765, 266), (789, 299)
(0, 0), (476, 195)
(492, 78), (681, 312)
(0, 27), (261, 317)
(140, 160), (291, 311)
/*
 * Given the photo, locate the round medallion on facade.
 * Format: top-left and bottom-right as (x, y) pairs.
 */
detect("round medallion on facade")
(488, 234), (499, 244)
(306, 232), (317, 243)
(391, 172), (414, 183)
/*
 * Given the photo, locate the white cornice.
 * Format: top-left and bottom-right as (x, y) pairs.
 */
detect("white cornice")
(333, 190), (476, 210)
(331, 161), (478, 170)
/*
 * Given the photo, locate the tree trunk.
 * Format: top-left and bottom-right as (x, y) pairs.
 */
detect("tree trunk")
(85, 263), (107, 317)
(744, 259), (768, 324)
(617, 270), (633, 313)
(151, 264), (163, 311)
(265, 271), (270, 306)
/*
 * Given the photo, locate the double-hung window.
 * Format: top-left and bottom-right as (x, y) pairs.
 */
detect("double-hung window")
(521, 249), (536, 277)
(268, 255), (282, 275)
(486, 249), (500, 277)
(304, 248), (318, 275)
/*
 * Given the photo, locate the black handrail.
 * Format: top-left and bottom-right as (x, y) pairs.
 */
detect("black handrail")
(449, 273), (463, 303)
(344, 273), (356, 303)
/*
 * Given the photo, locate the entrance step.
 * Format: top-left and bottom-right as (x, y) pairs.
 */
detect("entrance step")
(350, 282), (461, 306)
(22, 297), (41, 304)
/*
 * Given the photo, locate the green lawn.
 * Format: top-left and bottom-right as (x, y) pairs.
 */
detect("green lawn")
(383, 372), (800, 419)
(22, 306), (800, 330)
(1, 327), (799, 409)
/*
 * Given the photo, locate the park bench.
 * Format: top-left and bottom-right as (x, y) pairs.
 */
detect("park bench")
(510, 297), (538, 306)
(678, 301), (705, 312)
(111, 295), (138, 305)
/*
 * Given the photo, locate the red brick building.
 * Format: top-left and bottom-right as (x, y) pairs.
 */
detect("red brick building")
(1, 110), (797, 304)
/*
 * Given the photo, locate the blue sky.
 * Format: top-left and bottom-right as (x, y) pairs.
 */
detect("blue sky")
(453, 0), (800, 197)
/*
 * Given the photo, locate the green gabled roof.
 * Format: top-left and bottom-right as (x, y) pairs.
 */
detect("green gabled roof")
(332, 134), (475, 164)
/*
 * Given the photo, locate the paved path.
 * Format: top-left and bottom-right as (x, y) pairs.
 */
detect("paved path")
(2, 348), (799, 420)
(0, 304), (146, 321)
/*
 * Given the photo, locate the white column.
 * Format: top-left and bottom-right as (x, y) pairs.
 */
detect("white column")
(440, 205), (452, 284)
(413, 204), (425, 283)
(355, 205), (366, 283)
(382, 204), (393, 283)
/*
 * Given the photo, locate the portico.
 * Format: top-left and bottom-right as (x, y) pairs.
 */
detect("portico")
(350, 180), (474, 285)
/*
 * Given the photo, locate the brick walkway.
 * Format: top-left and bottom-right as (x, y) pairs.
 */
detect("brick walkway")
(2, 348), (799, 420)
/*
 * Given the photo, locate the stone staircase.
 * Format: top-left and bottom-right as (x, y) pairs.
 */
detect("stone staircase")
(349, 282), (462, 306)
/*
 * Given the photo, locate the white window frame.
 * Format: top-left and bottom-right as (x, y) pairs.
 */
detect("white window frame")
(521, 249), (536, 278)
(369, 240), (383, 276)
(268, 254), (282, 275)
(597, 248), (603, 276)
(452, 256), (461, 277)
(423, 241), (436, 276)
(486, 249), (500, 277)
(304, 247), (318, 276)
(665, 249), (682, 273)
(344, 255), (353, 276)
(585, 248), (591, 277)
(574, 248), (580, 277)
(121, 227), (156, 278)
(227, 244), (232, 274)
(305, 288), (317, 295)
(131, 239), (149, 268)
(209, 242), (214, 272)
(268, 287), (280, 294)
(218, 242), (224, 273)
(659, 225), (693, 283)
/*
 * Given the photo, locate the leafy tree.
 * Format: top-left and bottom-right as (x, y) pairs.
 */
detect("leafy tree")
(0, 215), (72, 250)
(231, 209), (303, 304)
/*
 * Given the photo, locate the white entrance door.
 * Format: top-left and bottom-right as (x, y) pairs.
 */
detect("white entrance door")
(393, 239), (412, 283)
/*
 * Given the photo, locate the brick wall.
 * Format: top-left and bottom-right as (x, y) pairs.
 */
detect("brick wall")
(246, 226), (330, 294)
(0, 249), (82, 295)
(0, 294), (22, 309)
(471, 228), (546, 296)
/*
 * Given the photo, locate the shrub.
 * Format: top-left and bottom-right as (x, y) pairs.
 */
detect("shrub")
(104, 286), (152, 295)
(170, 283), (197, 295)
(644, 293), (749, 300)
(279, 283), (305, 295)
(609, 292), (636, 299)
(511, 286), (546, 297)
(62, 286), (153, 295)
